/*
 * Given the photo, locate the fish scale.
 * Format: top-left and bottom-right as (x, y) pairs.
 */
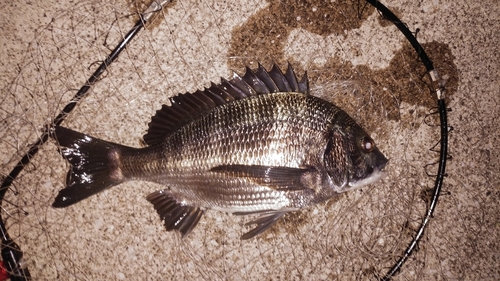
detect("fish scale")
(51, 63), (388, 239)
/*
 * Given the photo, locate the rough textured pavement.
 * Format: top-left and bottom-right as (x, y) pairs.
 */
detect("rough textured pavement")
(0, 0), (498, 280)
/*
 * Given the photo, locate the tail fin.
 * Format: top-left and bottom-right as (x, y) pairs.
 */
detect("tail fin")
(51, 126), (130, 208)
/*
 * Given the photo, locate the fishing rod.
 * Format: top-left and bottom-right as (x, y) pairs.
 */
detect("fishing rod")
(0, 1), (171, 280)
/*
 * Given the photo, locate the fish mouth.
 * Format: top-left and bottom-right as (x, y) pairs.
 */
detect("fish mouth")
(347, 159), (389, 190)
(346, 168), (387, 190)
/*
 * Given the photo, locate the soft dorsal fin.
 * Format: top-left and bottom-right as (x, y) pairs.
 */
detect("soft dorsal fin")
(143, 63), (309, 146)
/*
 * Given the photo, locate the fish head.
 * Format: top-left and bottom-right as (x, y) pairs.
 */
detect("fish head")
(324, 122), (388, 193)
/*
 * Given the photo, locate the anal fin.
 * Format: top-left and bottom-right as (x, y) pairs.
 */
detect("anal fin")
(146, 190), (204, 238)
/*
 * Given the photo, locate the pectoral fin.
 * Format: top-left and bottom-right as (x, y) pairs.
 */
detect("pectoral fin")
(210, 165), (315, 191)
(239, 211), (288, 240)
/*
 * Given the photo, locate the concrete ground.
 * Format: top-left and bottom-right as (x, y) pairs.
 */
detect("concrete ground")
(0, 0), (498, 280)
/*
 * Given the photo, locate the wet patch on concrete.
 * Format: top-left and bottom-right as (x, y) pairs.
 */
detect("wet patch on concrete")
(228, 0), (374, 68)
(228, 1), (458, 132)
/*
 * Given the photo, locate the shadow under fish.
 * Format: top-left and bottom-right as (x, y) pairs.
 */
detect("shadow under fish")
(51, 63), (388, 240)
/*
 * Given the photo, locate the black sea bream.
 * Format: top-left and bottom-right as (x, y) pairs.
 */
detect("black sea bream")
(52, 63), (388, 239)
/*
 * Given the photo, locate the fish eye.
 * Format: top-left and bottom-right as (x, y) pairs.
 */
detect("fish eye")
(361, 136), (375, 152)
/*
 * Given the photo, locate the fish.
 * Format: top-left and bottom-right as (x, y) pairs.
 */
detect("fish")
(51, 63), (388, 239)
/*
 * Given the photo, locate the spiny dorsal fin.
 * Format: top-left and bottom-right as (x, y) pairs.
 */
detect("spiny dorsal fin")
(143, 63), (309, 146)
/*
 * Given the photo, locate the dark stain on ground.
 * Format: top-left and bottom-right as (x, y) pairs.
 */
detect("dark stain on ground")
(228, 0), (458, 132)
(378, 41), (458, 110)
(228, 0), (374, 68)
(317, 41), (458, 131)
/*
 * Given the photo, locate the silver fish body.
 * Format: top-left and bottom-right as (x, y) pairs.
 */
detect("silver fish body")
(52, 64), (388, 239)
